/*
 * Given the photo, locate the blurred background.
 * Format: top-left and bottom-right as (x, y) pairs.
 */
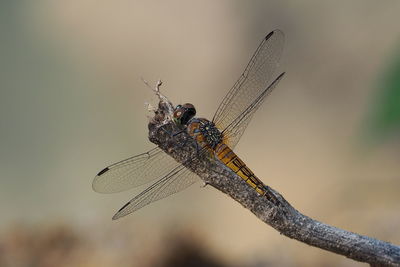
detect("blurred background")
(1, 1), (399, 266)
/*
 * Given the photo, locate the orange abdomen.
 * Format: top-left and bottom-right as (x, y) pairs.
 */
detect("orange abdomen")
(215, 143), (267, 195)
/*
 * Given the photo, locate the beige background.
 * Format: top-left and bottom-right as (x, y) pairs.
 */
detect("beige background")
(1, 1), (399, 266)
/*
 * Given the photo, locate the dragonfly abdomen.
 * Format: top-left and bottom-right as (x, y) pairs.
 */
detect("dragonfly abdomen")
(215, 143), (267, 196)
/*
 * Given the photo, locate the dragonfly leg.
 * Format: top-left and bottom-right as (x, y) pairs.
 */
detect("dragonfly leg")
(158, 124), (185, 137)
(201, 181), (209, 187)
(195, 141), (203, 158)
(172, 130), (186, 137)
(264, 185), (280, 205)
(176, 133), (191, 150)
(158, 124), (195, 151)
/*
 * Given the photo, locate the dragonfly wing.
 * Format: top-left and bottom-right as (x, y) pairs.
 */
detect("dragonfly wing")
(213, 30), (284, 140)
(93, 147), (181, 193)
(112, 165), (199, 220)
(222, 73), (285, 148)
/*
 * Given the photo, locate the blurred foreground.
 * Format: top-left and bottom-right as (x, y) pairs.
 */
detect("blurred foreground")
(0, 224), (245, 267)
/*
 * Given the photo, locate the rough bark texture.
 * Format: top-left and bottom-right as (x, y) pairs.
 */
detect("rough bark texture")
(148, 100), (400, 266)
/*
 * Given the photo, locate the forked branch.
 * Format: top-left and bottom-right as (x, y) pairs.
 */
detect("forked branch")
(147, 94), (400, 266)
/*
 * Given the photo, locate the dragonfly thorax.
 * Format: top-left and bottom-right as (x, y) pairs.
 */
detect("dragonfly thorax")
(201, 121), (223, 148)
(187, 118), (223, 149)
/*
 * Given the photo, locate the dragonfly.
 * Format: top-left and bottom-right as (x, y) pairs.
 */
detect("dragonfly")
(93, 30), (285, 220)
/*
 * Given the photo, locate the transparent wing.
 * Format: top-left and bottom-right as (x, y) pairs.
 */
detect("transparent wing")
(222, 73), (285, 148)
(112, 165), (199, 220)
(213, 30), (284, 136)
(93, 147), (180, 193)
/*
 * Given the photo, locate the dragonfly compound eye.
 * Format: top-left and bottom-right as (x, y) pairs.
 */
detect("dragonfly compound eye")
(173, 103), (196, 125)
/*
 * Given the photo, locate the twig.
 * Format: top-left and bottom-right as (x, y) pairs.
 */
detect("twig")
(141, 78), (174, 118)
(148, 98), (400, 267)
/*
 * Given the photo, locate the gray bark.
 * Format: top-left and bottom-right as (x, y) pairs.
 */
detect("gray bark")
(148, 100), (400, 266)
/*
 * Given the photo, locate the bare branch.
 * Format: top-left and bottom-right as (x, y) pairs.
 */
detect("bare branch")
(148, 100), (400, 267)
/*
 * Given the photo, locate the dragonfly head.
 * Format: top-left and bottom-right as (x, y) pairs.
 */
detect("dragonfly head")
(173, 103), (196, 126)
